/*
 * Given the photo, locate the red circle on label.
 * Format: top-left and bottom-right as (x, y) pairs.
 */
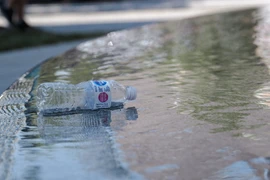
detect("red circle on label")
(98, 92), (108, 102)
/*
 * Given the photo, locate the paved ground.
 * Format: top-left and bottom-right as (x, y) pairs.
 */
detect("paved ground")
(0, 40), (87, 93)
(0, 0), (269, 33)
(0, 0), (269, 93)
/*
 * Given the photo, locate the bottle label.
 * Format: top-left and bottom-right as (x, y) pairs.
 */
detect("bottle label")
(91, 80), (111, 109)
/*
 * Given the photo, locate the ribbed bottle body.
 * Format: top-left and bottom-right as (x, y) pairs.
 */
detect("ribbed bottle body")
(36, 80), (136, 113)
(37, 82), (87, 112)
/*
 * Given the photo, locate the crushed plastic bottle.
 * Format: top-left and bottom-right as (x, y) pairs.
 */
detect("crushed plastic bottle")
(36, 80), (136, 113)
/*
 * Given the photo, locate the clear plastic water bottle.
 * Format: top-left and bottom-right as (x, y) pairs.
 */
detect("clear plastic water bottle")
(36, 80), (137, 113)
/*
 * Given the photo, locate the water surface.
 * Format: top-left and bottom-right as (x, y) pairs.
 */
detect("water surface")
(1, 7), (270, 180)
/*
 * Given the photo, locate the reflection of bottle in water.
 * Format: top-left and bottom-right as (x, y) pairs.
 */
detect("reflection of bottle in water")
(37, 107), (139, 179)
(37, 107), (138, 142)
(36, 80), (137, 113)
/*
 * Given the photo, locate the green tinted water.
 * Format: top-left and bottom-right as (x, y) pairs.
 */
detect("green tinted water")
(38, 8), (270, 133)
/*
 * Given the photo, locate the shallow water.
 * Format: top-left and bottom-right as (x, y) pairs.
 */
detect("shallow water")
(1, 7), (270, 180)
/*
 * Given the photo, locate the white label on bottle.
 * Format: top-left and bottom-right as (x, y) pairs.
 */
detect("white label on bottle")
(91, 80), (111, 109)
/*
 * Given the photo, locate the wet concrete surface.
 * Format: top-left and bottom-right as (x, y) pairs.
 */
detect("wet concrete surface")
(1, 6), (270, 180)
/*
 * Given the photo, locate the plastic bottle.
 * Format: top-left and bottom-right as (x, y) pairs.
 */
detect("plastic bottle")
(36, 80), (136, 113)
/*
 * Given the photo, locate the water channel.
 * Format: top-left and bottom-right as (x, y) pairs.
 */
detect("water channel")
(1, 7), (270, 180)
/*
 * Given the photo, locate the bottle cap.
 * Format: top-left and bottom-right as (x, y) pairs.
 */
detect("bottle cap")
(126, 86), (137, 101)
